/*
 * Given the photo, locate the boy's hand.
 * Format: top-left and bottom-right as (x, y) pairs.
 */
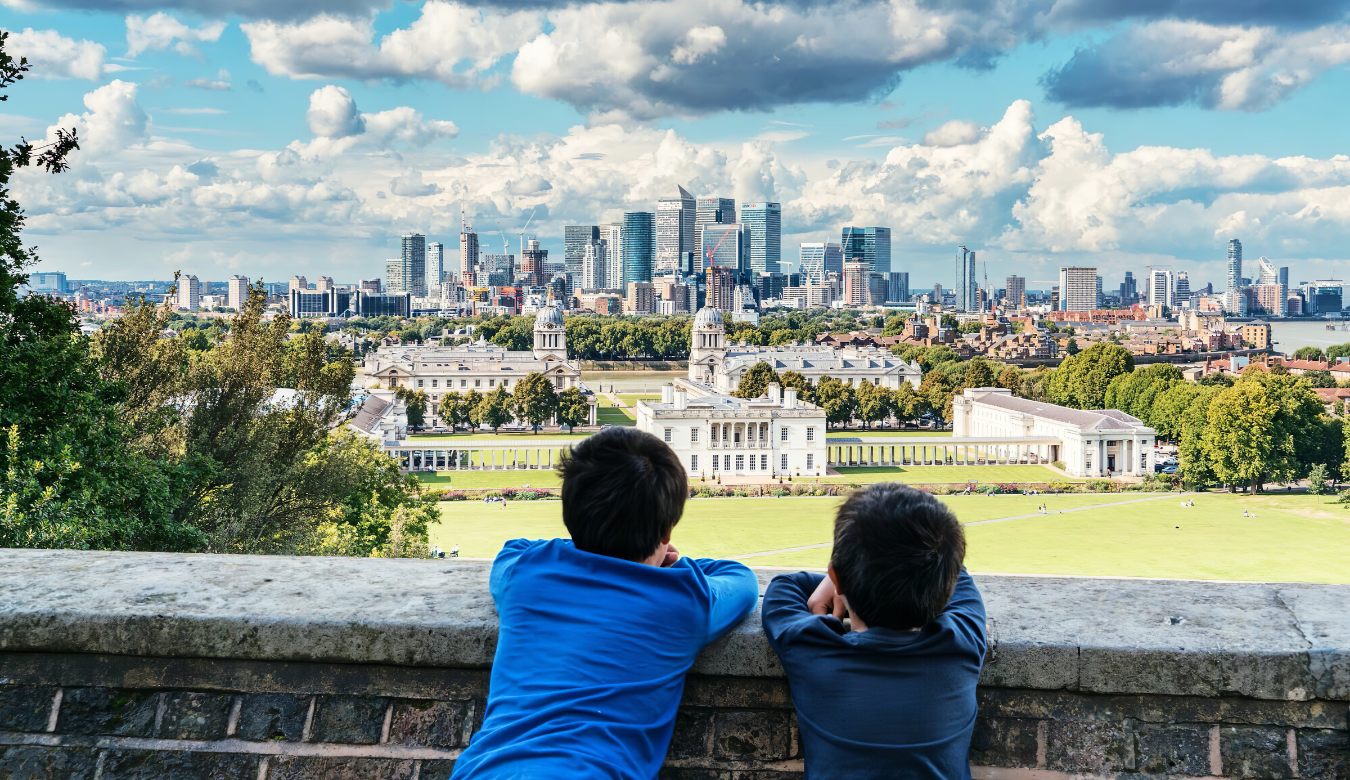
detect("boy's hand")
(808, 576), (846, 619)
(661, 544), (680, 567)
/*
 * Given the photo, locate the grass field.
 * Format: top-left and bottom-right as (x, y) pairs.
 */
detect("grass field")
(430, 492), (1350, 583)
(827, 430), (952, 438)
(421, 470), (563, 489)
(813, 465), (1079, 484)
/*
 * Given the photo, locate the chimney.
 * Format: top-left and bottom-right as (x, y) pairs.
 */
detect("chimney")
(766, 382), (781, 403)
(783, 387), (797, 409)
(674, 390), (687, 410)
(662, 383), (675, 404)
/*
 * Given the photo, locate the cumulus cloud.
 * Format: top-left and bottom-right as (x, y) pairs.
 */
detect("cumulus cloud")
(306, 85), (365, 138)
(298, 85), (459, 155)
(185, 69), (232, 90)
(1041, 20), (1350, 111)
(922, 119), (982, 147)
(126, 12), (226, 57)
(14, 0), (390, 22)
(389, 169), (441, 196)
(5, 28), (105, 80)
(47, 79), (150, 155)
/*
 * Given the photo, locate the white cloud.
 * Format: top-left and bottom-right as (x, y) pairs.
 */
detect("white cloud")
(296, 85), (458, 156)
(923, 120), (982, 147)
(670, 25), (725, 65)
(6, 28), (105, 80)
(125, 12), (226, 58)
(184, 69), (231, 90)
(306, 84), (364, 138)
(47, 79), (150, 156)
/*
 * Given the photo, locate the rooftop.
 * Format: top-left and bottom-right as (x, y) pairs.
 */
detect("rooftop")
(968, 390), (1152, 432)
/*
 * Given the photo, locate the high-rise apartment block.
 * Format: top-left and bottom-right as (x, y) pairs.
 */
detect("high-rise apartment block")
(1173, 271), (1191, 307)
(841, 227), (891, 274)
(459, 228), (479, 281)
(564, 225), (599, 290)
(742, 202), (781, 275)
(521, 239), (548, 287)
(227, 275), (249, 311)
(401, 233), (427, 297)
(1148, 269), (1173, 309)
(1058, 267), (1098, 312)
(428, 242), (445, 290)
(622, 212), (655, 287)
(288, 276), (308, 294)
(957, 247), (977, 311)
(582, 240), (610, 289)
(385, 260), (404, 294)
(360, 278), (381, 294)
(602, 224), (623, 290)
(1120, 271), (1136, 304)
(179, 274), (201, 311)
(695, 197), (735, 262)
(1005, 275), (1026, 310)
(626, 281), (656, 314)
(707, 266), (737, 312)
(657, 185), (695, 274)
(1227, 239), (1242, 292)
(889, 271), (909, 304)
(843, 261), (869, 307)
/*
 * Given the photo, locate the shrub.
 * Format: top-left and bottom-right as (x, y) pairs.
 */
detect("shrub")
(1051, 460), (1066, 470)
(772, 488), (789, 497)
(441, 491), (467, 501)
(1307, 463), (1329, 495)
(997, 483), (1021, 494)
(1085, 479), (1114, 493)
(732, 490), (748, 497)
(975, 483), (1000, 495)
(1046, 481), (1079, 493)
(500, 489), (517, 499)
(1337, 488), (1350, 504)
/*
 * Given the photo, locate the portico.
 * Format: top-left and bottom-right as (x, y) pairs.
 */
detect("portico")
(825, 436), (1061, 468)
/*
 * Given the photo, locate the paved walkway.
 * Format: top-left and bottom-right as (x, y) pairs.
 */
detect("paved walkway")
(730, 493), (1180, 560)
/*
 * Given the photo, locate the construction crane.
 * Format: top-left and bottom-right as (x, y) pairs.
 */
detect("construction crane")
(516, 206), (538, 256)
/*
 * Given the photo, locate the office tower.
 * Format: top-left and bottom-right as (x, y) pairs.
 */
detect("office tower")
(701, 223), (743, 271)
(401, 233), (427, 297)
(385, 260), (404, 294)
(1311, 282), (1343, 314)
(956, 246), (977, 311)
(459, 227), (479, 280)
(1120, 271), (1136, 304)
(622, 212), (655, 287)
(1227, 239), (1242, 292)
(843, 261), (869, 307)
(1148, 269), (1173, 309)
(179, 274), (201, 311)
(360, 278), (381, 294)
(521, 239), (548, 287)
(798, 242), (843, 282)
(868, 272), (887, 306)
(602, 223), (623, 289)
(1096, 275), (1103, 308)
(695, 197), (736, 261)
(28, 272), (66, 292)
(1058, 267), (1098, 312)
(656, 185), (695, 273)
(314, 276), (334, 292)
(889, 271), (910, 304)
(741, 202), (782, 276)
(565, 225), (600, 287)
(1278, 266), (1289, 288)
(428, 242), (445, 289)
(227, 275), (249, 311)
(841, 227), (891, 274)
(1005, 275), (1026, 310)
(582, 240), (609, 289)
(707, 266), (737, 312)
(1174, 271), (1191, 307)
(756, 271), (788, 302)
(288, 276), (308, 295)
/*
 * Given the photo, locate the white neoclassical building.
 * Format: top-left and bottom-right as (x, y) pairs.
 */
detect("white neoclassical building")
(688, 306), (921, 393)
(363, 304), (584, 427)
(952, 388), (1155, 478)
(635, 382), (828, 479)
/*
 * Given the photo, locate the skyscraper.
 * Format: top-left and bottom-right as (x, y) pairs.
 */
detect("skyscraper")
(1058, 267), (1097, 312)
(227, 275), (249, 311)
(622, 212), (655, 287)
(841, 227), (891, 274)
(385, 260), (403, 293)
(582, 240), (609, 289)
(179, 274), (201, 311)
(799, 242), (842, 282)
(565, 225), (600, 290)
(1148, 269), (1173, 309)
(707, 266), (737, 312)
(1174, 271), (1191, 307)
(402, 233), (427, 297)
(603, 223), (623, 290)
(459, 228), (479, 281)
(656, 185), (695, 274)
(843, 262), (869, 307)
(956, 247), (977, 311)
(521, 239), (548, 287)
(888, 272), (909, 304)
(695, 197), (735, 262)
(1227, 239), (1242, 292)
(1005, 275), (1025, 310)
(741, 202), (781, 276)
(1120, 271), (1136, 304)
(700, 223), (743, 271)
(428, 242), (444, 289)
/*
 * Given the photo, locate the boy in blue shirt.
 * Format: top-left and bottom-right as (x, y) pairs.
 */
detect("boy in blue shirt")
(763, 483), (987, 779)
(453, 426), (760, 779)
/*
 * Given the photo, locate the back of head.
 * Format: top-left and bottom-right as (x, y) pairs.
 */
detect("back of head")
(557, 426), (688, 561)
(830, 483), (965, 631)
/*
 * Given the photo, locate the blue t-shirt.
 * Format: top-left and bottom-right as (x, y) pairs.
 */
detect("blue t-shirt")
(762, 570), (987, 780)
(453, 538), (760, 780)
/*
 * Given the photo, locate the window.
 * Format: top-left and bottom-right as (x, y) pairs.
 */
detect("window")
(475, 380), (481, 387)
(807, 454), (814, 468)
(761, 455), (768, 470)
(735, 455), (745, 470)
(780, 427), (788, 441)
(806, 427), (815, 441)
(712, 455), (718, 471)
(691, 455), (698, 471)
(418, 380), (424, 388)
(663, 428), (672, 443)
(724, 455), (731, 470)
(489, 379), (495, 387)
(690, 428), (699, 443)
(461, 379), (467, 387)
(781, 453), (788, 470)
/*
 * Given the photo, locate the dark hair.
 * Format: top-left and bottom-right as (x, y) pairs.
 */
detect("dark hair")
(830, 483), (966, 631)
(557, 426), (688, 561)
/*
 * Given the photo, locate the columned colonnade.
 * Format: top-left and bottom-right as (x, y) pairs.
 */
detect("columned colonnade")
(825, 437), (1062, 468)
(383, 440), (574, 471)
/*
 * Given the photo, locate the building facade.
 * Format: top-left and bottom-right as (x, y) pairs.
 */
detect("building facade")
(1059, 266), (1098, 312)
(401, 233), (427, 298)
(1227, 239), (1243, 293)
(428, 242), (444, 290)
(622, 212), (655, 287)
(841, 226), (891, 274)
(459, 229), (479, 281)
(635, 383), (827, 478)
(742, 202), (782, 275)
(521, 239), (548, 287)
(843, 261), (869, 307)
(563, 225), (598, 290)
(179, 274), (201, 311)
(656, 185), (696, 274)
(889, 272), (910, 304)
(227, 275), (249, 311)
(1005, 275), (1025, 310)
(695, 197), (735, 262)
(701, 223), (743, 272)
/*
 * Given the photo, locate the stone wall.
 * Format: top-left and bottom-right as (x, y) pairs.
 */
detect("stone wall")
(0, 550), (1345, 779)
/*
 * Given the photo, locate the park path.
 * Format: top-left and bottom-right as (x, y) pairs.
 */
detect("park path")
(730, 493), (1181, 560)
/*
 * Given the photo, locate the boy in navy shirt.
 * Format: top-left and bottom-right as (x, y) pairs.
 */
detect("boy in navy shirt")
(453, 426), (759, 779)
(763, 483), (987, 779)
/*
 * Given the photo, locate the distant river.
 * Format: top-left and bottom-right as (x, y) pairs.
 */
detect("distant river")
(1269, 321), (1350, 354)
(582, 370), (684, 393)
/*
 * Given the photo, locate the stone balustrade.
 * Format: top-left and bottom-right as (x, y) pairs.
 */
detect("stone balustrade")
(0, 550), (1346, 779)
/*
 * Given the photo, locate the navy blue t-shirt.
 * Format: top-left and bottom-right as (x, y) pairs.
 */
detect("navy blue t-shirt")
(453, 538), (759, 780)
(762, 570), (987, 779)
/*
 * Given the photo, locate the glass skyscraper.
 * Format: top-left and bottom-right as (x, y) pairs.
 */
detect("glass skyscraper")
(841, 226), (891, 274)
(622, 212), (655, 287)
(657, 186), (696, 274)
(695, 197), (735, 263)
(741, 202), (781, 277)
(401, 233), (427, 297)
(1227, 239), (1242, 292)
(701, 223), (743, 271)
(565, 225), (600, 290)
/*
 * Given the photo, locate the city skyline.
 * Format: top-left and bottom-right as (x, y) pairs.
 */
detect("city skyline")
(6, 2), (1350, 287)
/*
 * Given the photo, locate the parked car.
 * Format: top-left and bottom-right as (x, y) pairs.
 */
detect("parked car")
(1160, 465), (1179, 475)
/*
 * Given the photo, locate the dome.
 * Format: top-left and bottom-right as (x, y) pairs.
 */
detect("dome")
(534, 303), (564, 328)
(693, 306), (723, 330)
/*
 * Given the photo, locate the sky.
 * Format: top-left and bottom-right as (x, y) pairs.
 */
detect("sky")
(5, 0), (1350, 291)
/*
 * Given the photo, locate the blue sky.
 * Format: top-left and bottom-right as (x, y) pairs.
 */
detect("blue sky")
(5, 0), (1350, 290)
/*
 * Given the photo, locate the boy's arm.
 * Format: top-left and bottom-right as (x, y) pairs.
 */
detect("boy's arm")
(942, 568), (988, 655)
(488, 538), (538, 603)
(687, 558), (760, 642)
(761, 572), (827, 646)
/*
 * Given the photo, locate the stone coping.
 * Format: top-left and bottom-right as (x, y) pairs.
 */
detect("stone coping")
(0, 550), (1345, 703)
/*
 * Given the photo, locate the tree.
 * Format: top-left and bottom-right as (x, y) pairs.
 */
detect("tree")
(1048, 343), (1134, 410)
(1302, 370), (1336, 388)
(1326, 342), (1350, 362)
(512, 372), (559, 432)
(1307, 463), (1329, 495)
(920, 346), (959, 373)
(997, 366), (1022, 393)
(395, 387), (429, 427)
(779, 370), (815, 403)
(733, 362), (781, 398)
(940, 314), (958, 330)
(889, 384), (919, 426)
(439, 391), (463, 429)
(1065, 338), (1080, 356)
(963, 357), (996, 389)
(814, 376), (855, 428)
(1201, 372), (1324, 492)
(556, 387), (590, 430)
(920, 370), (956, 423)
(854, 381), (888, 428)
(476, 386), (513, 432)
(1295, 346), (1326, 361)
(1103, 363), (1182, 425)
(461, 389), (484, 429)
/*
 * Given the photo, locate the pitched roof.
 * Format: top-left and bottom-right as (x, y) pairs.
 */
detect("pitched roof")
(968, 391), (1148, 432)
(349, 395), (392, 434)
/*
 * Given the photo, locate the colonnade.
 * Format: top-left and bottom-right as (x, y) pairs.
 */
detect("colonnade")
(825, 438), (1061, 468)
(386, 444), (562, 471)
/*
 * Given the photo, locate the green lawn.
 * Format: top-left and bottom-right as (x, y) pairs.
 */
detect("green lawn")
(431, 492), (1350, 583)
(827, 430), (952, 438)
(421, 469), (563, 489)
(797, 465), (1077, 484)
(596, 407), (636, 426)
(618, 394), (661, 402)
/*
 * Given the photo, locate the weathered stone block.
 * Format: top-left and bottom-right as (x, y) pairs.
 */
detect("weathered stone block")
(236, 693), (311, 742)
(668, 708), (714, 760)
(1220, 725), (1294, 779)
(0, 746), (99, 779)
(99, 749), (258, 780)
(0, 685), (53, 732)
(157, 692), (233, 740)
(1045, 719), (1133, 773)
(387, 699), (469, 749)
(308, 695), (388, 744)
(418, 759), (458, 780)
(657, 770), (729, 780)
(968, 716), (1039, 768)
(1297, 728), (1350, 780)
(266, 756), (415, 779)
(712, 711), (792, 762)
(1080, 648), (1221, 697)
(56, 688), (158, 737)
(1134, 723), (1211, 776)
